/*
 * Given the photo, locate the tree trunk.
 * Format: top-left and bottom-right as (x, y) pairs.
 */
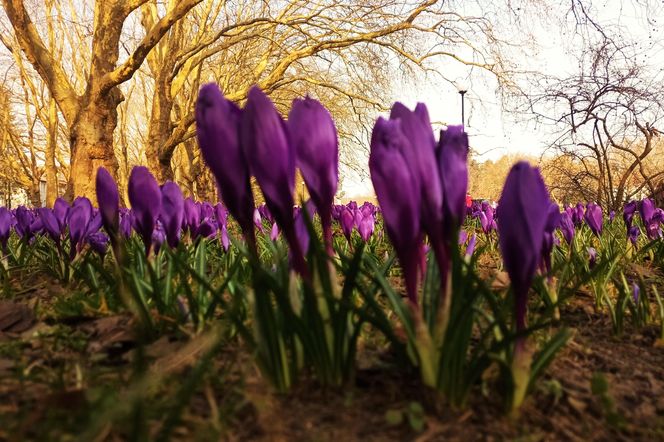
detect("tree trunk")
(146, 84), (175, 183)
(45, 97), (58, 207)
(66, 90), (122, 202)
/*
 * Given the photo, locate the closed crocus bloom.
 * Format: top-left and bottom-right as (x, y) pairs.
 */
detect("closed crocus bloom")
(53, 198), (69, 231)
(609, 210), (615, 222)
(559, 211), (575, 245)
(496, 161), (551, 332)
(195, 83), (255, 242)
(95, 167), (119, 234)
(161, 181), (184, 248)
(639, 198), (655, 224)
(14, 206), (33, 239)
(241, 86), (295, 229)
(584, 203), (603, 236)
(119, 209), (133, 238)
(572, 203), (585, 226)
(623, 200), (637, 229)
(183, 198), (201, 238)
(587, 247), (597, 268)
(438, 125), (470, 233)
(0, 207), (11, 250)
(541, 203), (561, 273)
(87, 232), (109, 258)
(496, 161), (551, 412)
(128, 166), (162, 255)
(340, 207), (355, 242)
(628, 225), (640, 245)
(214, 204), (231, 251)
(370, 117), (422, 304)
(68, 203), (91, 257)
(465, 233), (477, 259)
(389, 102), (440, 236)
(289, 97), (338, 252)
(242, 86), (308, 275)
(38, 208), (61, 243)
(358, 212), (375, 242)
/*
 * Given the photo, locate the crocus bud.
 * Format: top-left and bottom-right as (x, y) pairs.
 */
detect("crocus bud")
(623, 200), (637, 229)
(369, 117), (422, 304)
(496, 161), (551, 332)
(53, 198), (69, 232)
(241, 86), (295, 235)
(438, 125), (470, 233)
(87, 232), (109, 258)
(584, 203), (603, 236)
(587, 247), (597, 268)
(196, 83), (255, 243)
(161, 181), (184, 248)
(639, 198), (655, 224)
(559, 211), (575, 245)
(0, 207), (11, 251)
(340, 207), (355, 242)
(95, 167), (119, 234)
(628, 225), (640, 245)
(289, 97), (338, 253)
(242, 86), (307, 275)
(496, 161), (551, 413)
(128, 166), (162, 256)
(38, 208), (61, 244)
(389, 102), (441, 237)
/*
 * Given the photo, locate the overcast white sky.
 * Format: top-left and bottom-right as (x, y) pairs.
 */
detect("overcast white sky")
(341, 0), (664, 197)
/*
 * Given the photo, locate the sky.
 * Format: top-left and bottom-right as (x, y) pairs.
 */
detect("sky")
(340, 0), (664, 197)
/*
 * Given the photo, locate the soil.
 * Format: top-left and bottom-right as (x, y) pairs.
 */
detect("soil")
(0, 278), (663, 441)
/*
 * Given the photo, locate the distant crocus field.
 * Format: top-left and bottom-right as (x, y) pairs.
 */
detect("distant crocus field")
(1, 85), (663, 440)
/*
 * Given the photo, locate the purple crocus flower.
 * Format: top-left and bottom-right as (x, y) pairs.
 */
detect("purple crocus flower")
(183, 198), (202, 239)
(68, 202), (92, 258)
(128, 166), (162, 256)
(369, 117), (422, 304)
(639, 198), (655, 225)
(389, 103), (441, 238)
(458, 229), (468, 245)
(632, 282), (640, 304)
(196, 83), (255, 248)
(340, 207), (355, 242)
(214, 204), (231, 252)
(541, 203), (561, 273)
(357, 211), (375, 242)
(0, 207), (11, 251)
(628, 225), (640, 245)
(95, 167), (119, 234)
(438, 125), (470, 233)
(38, 208), (61, 244)
(289, 97), (338, 254)
(584, 203), (603, 236)
(572, 202), (585, 227)
(160, 181), (185, 248)
(465, 233), (477, 258)
(241, 86), (306, 276)
(119, 209), (133, 238)
(623, 200), (637, 229)
(53, 198), (69, 232)
(587, 247), (597, 268)
(609, 210), (615, 222)
(496, 161), (551, 333)
(559, 210), (575, 245)
(253, 208), (264, 233)
(87, 232), (109, 258)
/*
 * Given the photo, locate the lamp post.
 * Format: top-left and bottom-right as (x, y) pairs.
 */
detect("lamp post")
(458, 89), (467, 127)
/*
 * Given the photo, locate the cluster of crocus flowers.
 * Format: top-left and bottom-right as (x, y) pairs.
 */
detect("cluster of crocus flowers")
(196, 83), (339, 277)
(331, 201), (377, 244)
(368, 101), (469, 305)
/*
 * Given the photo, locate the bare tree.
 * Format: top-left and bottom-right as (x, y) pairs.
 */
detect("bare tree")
(531, 37), (664, 209)
(1, 0), (201, 200)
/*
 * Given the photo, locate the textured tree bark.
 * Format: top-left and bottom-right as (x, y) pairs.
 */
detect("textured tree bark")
(66, 91), (123, 200)
(45, 97), (58, 207)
